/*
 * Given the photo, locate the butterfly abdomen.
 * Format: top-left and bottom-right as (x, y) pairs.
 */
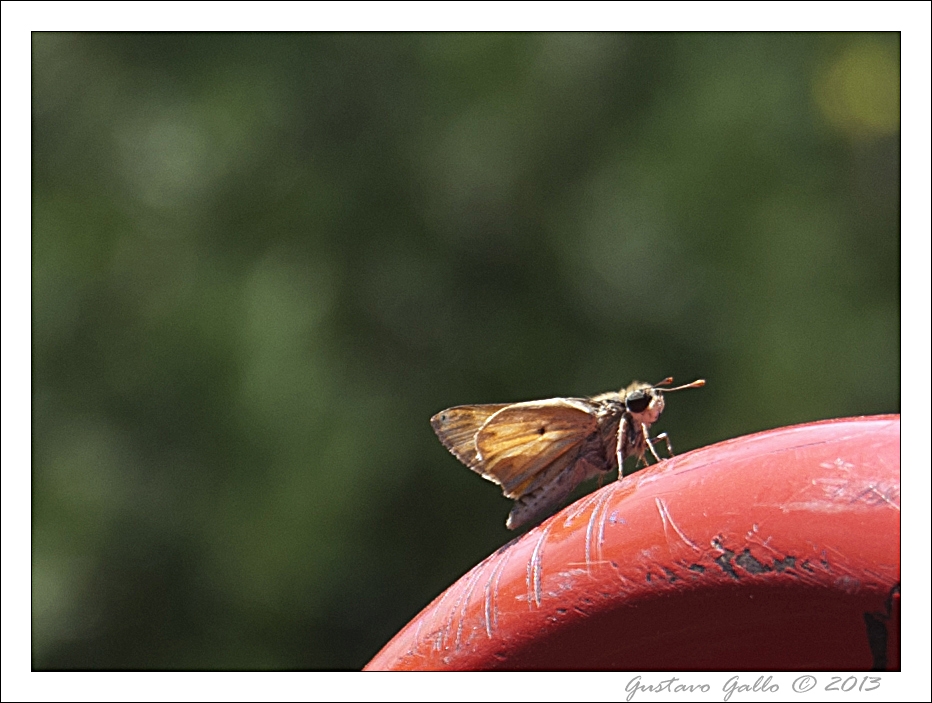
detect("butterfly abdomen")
(505, 451), (605, 530)
(505, 471), (576, 530)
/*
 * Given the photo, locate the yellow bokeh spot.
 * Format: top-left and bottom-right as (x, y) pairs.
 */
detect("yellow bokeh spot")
(813, 41), (900, 139)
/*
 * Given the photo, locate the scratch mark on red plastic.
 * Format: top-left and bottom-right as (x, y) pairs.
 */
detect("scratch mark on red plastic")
(597, 490), (613, 556)
(442, 571), (470, 652)
(655, 497), (700, 551)
(428, 583), (455, 652)
(864, 484), (900, 511)
(527, 522), (555, 608)
(564, 490), (600, 527)
(585, 489), (613, 572)
(483, 548), (511, 639)
(454, 564), (485, 651)
(411, 608), (424, 655)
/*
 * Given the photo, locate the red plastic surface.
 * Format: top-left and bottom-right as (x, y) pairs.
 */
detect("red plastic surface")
(365, 416), (900, 671)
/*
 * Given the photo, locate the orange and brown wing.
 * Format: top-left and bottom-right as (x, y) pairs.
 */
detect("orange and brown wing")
(431, 403), (512, 470)
(473, 399), (598, 499)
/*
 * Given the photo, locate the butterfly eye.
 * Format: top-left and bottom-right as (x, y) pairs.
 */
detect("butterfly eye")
(626, 391), (650, 413)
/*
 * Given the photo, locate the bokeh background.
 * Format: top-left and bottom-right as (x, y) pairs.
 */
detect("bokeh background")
(32, 32), (899, 670)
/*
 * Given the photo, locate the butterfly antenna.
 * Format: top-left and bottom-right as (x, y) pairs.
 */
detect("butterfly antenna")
(653, 377), (705, 392)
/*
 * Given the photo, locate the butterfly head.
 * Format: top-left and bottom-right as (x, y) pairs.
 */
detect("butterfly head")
(623, 377), (705, 425)
(623, 385), (665, 424)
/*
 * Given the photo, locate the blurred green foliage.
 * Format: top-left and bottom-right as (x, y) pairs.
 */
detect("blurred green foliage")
(32, 32), (899, 670)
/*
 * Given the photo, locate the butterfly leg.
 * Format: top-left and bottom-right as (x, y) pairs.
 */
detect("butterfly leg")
(615, 417), (627, 478)
(647, 432), (674, 458)
(642, 423), (664, 463)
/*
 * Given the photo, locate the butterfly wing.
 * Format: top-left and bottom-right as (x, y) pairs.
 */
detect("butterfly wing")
(473, 399), (598, 499)
(431, 403), (512, 470)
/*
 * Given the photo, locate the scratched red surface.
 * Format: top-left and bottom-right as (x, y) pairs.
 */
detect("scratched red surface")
(365, 415), (900, 671)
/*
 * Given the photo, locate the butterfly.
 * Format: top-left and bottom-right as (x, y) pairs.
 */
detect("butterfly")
(431, 377), (705, 530)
